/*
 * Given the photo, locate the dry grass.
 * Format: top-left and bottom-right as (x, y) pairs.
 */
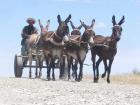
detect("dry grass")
(111, 73), (140, 85)
(84, 73), (140, 85)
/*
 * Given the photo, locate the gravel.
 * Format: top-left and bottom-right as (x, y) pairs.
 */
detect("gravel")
(0, 77), (140, 105)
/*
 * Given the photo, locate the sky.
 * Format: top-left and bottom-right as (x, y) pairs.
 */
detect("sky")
(0, 0), (140, 77)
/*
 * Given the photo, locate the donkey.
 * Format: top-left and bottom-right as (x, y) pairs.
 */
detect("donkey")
(41, 14), (71, 81)
(25, 34), (42, 78)
(70, 21), (82, 36)
(91, 15), (125, 83)
(65, 19), (95, 81)
(67, 21), (82, 79)
(37, 19), (51, 77)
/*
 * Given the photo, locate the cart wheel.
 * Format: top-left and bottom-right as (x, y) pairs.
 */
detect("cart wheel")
(14, 54), (23, 78)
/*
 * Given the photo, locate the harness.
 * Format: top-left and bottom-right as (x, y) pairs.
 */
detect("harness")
(87, 28), (93, 31)
(49, 31), (65, 46)
(30, 35), (41, 49)
(92, 37), (117, 50)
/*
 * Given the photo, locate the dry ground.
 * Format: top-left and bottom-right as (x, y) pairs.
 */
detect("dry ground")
(84, 73), (140, 85)
(0, 74), (140, 105)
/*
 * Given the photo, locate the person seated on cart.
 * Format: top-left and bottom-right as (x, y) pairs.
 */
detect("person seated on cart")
(21, 17), (38, 55)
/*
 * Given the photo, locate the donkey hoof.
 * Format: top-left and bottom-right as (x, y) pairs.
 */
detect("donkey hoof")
(101, 74), (106, 78)
(94, 78), (98, 83)
(52, 78), (55, 81)
(107, 79), (110, 84)
(39, 74), (42, 78)
(47, 77), (51, 81)
(76, 78), (81, 82)
(75, 78), (78, 81)
(29, 75), (32, 79)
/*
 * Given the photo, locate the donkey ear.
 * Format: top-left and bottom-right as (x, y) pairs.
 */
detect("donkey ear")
(38, 19), (43, 29)
(112, 15), (116, 26)
(80, 20), (87, 29)
(118, 16), (125, 25)
(57, 15), (61, 24)
(78, 24), (82, 30)
(90, 19), (95, 29)
(65, 14), (71, 23)
(70, 21), (75, 29)
(46, 20), (50, 29)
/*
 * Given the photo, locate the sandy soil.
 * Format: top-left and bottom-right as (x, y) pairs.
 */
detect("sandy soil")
(0, 77), (140, 105)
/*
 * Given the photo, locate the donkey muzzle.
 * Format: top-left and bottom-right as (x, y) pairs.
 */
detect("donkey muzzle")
(63, 36), (69, 42)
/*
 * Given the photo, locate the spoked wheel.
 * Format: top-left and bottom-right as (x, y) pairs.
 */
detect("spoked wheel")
(14, 54), (23, 78)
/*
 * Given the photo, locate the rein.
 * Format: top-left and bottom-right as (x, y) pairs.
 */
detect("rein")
(54, 33), (62, 40)
(30, 35), (41, 49)
(47, 31), (55, 41)
(49, 31), (65, 46)
(87, 29), (93, 31)
(73, 28), (80, 31)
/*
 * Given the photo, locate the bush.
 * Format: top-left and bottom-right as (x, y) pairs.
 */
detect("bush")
(132, 69), (140, 75)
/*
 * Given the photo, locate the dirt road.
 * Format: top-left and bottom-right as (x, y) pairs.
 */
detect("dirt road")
(0, 77), (140, 105)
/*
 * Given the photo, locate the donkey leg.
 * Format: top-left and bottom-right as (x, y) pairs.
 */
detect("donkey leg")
(71, 62), (75, 78)
(35, 68), (38, 78)
(39, 54), (44, 78)
(68, 62), (71, 80)
(29, 68), (32, 78)
(59, 63), (63, 79)
(47, 59), (51, 81)
(52, 60), (55, 81)
(91, 53), (97, 83)
(102, 60), (108, 78)
(59, 57), (65, 79)
(77, 60), (83, 82)
(73, 62), (78, 81)
(39, 59), (43, 78)
(67, 57), (72, 80)
(29, 54), (32, 78)
(107, 59), (113, 83)
(35, 57), (38, 78)
(47, 68), (51, 80)
(96, 58), (102, 81)
(39, 58), (43, 78)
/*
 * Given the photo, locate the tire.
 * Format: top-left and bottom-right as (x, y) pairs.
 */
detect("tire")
(14, 54), (23, 78)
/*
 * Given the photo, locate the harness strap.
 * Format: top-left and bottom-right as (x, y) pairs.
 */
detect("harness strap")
(54, 32), (62, 40)
(45, 31), (55, 41)
(94, 43), (109, 48)
(33, 35), (41, 48)
(73, 28), (79, 31)
(87, 28), (93, 31)
(50, 38), (64, 46)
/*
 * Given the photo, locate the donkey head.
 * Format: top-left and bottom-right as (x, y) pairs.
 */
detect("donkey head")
(56, 14), (71, 42)
(80, 19), (95, 43)
(112, 15), (125, 41)
(38, 19), (50, 35)
(70, 21), (82, 35)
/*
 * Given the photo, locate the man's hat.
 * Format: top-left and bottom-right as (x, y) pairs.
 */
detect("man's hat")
(26, 17), (36, 24)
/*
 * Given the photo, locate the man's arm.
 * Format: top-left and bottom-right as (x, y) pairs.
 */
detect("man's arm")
(33, 27), (38, 34)
(21, 26), (29, 38)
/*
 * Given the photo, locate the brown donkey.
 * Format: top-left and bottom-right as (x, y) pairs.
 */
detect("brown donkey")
(91, 15), (125, 83)
(41, 14), (71, 80)
(65, 19), (95, 81)
(37, 19), (51, 77)
(66, 21), (83, 79)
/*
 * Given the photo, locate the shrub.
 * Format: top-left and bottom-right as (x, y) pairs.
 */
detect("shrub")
(132, 69), (140, 75)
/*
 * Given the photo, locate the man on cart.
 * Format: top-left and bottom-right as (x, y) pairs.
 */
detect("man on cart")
(21, 17), (38, 55)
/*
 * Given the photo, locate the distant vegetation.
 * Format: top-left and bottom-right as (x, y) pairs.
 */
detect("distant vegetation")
(84, 69), (140, 85)
(132, 68), (140, 75)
